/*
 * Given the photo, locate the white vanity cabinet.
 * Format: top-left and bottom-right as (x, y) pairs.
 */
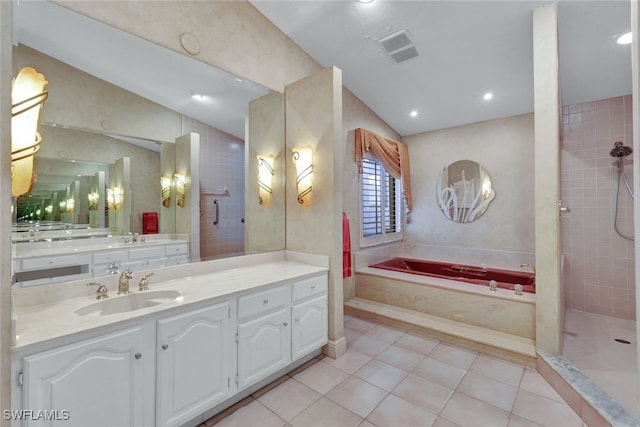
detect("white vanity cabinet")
(12, 253), (92, 287)
(13, 240), (190, 287)
(291, 275), (328, 360)
(13, 267), (328, 427)
(156, 301), (236, 427)
(21, 325), (155, 427)
(237, 284), (291, 389)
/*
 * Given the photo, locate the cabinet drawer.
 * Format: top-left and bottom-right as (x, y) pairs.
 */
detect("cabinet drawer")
(166, 256), (189, 266)
(165, 244), (188, 256)
(128, 246), (165, 260)
(292, 274), (327, 303)
(93, 250), (128, 265)
(21, 253), (89, 271)
(238, 285), (289, 321)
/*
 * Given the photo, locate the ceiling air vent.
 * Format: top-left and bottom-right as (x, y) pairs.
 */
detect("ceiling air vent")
(379, 30), (419, 64)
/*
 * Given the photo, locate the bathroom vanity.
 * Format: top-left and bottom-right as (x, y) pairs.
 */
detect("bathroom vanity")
(11, 234), (190, 287)
(10, 251), (328, 427)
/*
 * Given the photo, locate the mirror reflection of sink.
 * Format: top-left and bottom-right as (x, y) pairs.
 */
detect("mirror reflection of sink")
(75, 290), (182, 316)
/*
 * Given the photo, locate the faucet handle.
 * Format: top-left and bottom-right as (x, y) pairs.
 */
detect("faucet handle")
(87, 282), (109, 299)
(138, 273), (155, 291)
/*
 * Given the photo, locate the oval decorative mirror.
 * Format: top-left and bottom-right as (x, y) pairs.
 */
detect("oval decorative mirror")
(437, 159), (495, 223)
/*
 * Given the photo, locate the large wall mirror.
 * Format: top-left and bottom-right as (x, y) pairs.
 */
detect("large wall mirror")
(11, 1), (285, 267)
(436, 159), (495, 223)
(14, 157), (109, 228)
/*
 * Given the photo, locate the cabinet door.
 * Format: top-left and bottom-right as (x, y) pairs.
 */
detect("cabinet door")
(237, 308), (290, 389)
(156, 301), (235, 427)
(23, 326), (148, 427)
(292, 295), (328, 360)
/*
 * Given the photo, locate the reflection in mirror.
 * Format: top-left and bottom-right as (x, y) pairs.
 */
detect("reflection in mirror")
(14, 157), (109, 228)
(11, 1), (285, 266)
(437, 159), (495, 223)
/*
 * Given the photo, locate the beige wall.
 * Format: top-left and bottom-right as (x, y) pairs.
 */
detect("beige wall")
(285, 67), (346, 358)
(15, 45), (181, 143)
(342, 89), (402, 300)
(533, 3), (562, 354)
(403, 114), (535, 253)
(1, 2), (12, 423)
(55, 1), (322, 93)
(245, 92), (286, 254)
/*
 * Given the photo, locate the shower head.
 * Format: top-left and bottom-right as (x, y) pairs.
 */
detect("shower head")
(610, 141), (633, 158)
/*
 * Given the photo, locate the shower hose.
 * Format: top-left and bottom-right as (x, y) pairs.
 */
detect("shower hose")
(613, 158), (634, 241)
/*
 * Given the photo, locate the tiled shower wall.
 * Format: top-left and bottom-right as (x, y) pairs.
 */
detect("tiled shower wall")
(183, 117), (245, 261)
(561, 95), (635, 320)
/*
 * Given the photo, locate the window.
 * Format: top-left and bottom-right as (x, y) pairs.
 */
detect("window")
(360, 157), (403, 246)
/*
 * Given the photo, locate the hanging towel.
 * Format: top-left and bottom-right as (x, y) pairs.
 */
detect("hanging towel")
(342, 212), (352, 278)
(142, 212), (159, 234)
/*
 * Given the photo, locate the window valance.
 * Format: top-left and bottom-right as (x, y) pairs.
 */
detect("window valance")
(355, 128), (413, 211)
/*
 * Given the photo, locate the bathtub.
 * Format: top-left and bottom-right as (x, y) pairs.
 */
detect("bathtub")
(352, 254), (536, 343)
(369, 257), (535, 293)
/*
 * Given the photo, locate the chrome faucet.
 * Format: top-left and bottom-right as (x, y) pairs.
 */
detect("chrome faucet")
(138, 273), (155, 291)
(107, 263), (120, 275)
(87, 282), (109, 299)
(118, 270), (134, 295)
(520, 263), (536, 275)
(133, 232), (139, 243)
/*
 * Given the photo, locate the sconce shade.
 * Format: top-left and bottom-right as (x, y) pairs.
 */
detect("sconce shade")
(174, 174), (186, 208)
(88, 192), (99, 211)
(292, 146), (313, 204)
(161, 176), (172, 207)
(11, 67), (48, 198)
(257, 155), (274, 205)
(107, 187), (122, 211)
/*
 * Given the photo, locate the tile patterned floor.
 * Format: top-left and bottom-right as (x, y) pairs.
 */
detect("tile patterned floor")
(202, 315), (587, 427)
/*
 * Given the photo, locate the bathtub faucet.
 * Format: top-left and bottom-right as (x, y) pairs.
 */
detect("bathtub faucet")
(520, 263), (536, 275)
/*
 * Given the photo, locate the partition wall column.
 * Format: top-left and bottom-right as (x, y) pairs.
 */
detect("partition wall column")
(533, 3), (563, 354)
(0, 1), (12, 423)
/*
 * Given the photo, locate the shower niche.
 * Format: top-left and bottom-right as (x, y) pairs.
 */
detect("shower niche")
(436, 159), (495, 223)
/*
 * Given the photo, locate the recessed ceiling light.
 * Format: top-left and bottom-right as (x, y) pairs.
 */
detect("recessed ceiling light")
(616, 31), (632, 45)
(190, 90), (205, 100)
(358, 0), (375, 3)
(483, 92), (493, 101)
(410, 110), (418, 117)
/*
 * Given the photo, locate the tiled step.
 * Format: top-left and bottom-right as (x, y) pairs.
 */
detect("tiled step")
(344, 297), (537, 367)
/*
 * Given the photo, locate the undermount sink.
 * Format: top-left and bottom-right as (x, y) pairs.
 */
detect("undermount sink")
(75, 290), (182, 316)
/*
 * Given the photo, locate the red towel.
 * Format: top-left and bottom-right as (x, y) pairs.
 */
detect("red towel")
(142, 212), (158, 234)
(342, 212), (352, 278)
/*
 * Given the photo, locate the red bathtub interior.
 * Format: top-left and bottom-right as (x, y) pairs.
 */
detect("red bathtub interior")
(369, 257), (535, 293)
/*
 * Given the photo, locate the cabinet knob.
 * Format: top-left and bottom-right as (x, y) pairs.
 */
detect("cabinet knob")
(162, 344), (169, 350)
(283, 322), (288, 327)
(135, 352), (142, 360)
(295, 317), (300, 322)
(310, 285), (315, 290)
(263, 298), (269, 304)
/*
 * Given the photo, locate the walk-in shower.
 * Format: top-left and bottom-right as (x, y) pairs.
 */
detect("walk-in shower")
(610, 141), (634, 241)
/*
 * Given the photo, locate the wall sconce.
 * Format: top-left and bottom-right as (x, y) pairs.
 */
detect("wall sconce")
(174, 174), (186, 207)
(107, 187), (122, 211)
(257, 155), (274, 206)
(45, 205), (52, 215)
(88, 192), (99, 211)
(65, 198), (75, 213)
(11, 67), (48, 198)
(58, 200), (66, 213)
(160, 176), (172, 207)
(292, 146), (313, 204)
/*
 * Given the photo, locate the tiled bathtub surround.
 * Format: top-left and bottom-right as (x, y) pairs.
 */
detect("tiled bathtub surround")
(560, 95), (635, 320)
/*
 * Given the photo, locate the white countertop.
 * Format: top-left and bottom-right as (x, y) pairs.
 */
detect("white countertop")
(12, 251), (328, 352)
(12, 234), (189, 259)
